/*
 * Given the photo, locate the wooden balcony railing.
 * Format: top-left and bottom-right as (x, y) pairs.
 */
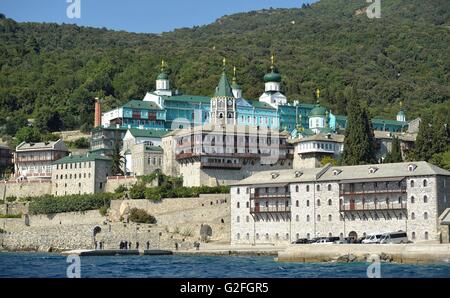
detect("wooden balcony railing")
(250, 193), (291, 200)
(201, 162), (242, 169)
(339, 187), (406, 196)
(250, 206), (291, 214)
(339, 202), (407, 212)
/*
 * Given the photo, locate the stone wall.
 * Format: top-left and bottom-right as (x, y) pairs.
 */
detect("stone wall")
(0, 180), (52, 199)
(109, 194), (230, 241)
(104, 176), (138, 193)
(0, 194), (231, 252)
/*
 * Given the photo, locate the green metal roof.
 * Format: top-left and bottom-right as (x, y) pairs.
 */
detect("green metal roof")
(246, 99), (276, 110)
(123, 100), (161, 110)
(264, 69), (282, 83)
(128, 128), (168, 138)
(157, 71), (169, 80)
(53, 153), (111, 165)
(309, 104), (327, 117)
(145, 146), (163, 152)
(214, 72), (234, 98)
(163, 95), (211, 104)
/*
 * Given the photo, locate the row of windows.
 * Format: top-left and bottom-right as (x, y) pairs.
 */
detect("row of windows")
(55, 173), (92, 180)
(55, 182), (103, 189)
(147, 157), (162, 166)
(56, 162), (92, 170)
(236, 231), (430, 241)
(410, 179), (428, 187)
(238, 212), (430, 223)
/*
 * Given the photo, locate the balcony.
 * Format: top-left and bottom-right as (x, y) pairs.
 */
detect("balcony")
(339, 202), (407, 212)
(250, 193), (291, 200)
(201, 162), (242, 169)
(176, 152), (261, 160)
(250, 206), (291, 214)
(339, 187), (406, 196)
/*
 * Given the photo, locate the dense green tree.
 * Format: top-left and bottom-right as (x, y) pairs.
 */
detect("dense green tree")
(413, 115), (449, 162)
(14, 126), (42, 144)
(341, 96), (377, 165)
(384, 137), (403, 163)
(0, 0), (449, 136)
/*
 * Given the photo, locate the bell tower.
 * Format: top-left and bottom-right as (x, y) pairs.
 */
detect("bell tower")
(210, 58), (236, 126)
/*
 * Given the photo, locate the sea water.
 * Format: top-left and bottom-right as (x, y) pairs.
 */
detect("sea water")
(1, 252), (450, 278)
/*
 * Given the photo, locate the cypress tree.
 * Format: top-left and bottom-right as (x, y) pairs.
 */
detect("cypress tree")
(341, 97), (377, 165)
(413, 115), (448, 161)
(385, 137), (403, 163)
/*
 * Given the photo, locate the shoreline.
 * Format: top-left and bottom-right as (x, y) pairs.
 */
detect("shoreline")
(3, 244), (450, 264)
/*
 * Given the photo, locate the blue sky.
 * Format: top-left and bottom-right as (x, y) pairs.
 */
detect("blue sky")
(0, 0), (317, 33)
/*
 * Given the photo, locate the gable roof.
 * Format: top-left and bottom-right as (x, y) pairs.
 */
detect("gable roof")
(16, 139), (67, 152)
(231, 167), (328, 186)
(123, 100), (161, 110)
(163, 95), (211, 104)
(53, 153), (111, 165)
(127, 128), (168, 138)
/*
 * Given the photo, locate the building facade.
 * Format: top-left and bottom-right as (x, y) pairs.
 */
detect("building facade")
(14, 140), (69, 180)
(52, 153), (112, 196)
(163, 124), (294, 187)
(230, 162), (450, 245)
(100, 58), (409, 134)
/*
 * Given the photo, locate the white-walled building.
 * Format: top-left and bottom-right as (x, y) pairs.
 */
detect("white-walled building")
(230, 162), (450, 245)
(14, 140), (69, 180)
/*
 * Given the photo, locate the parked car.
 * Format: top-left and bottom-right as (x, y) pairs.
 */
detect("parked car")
(362, 233), (384, 244)
(292, 238), (309, 244)
(312, 237), (339, 244)
(379, 231), (408, 244)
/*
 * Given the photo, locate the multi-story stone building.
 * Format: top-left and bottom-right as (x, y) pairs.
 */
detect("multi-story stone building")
(230, 162), (450, 245)
(52, 153), (112, 196)
(163, 124), (294, 187)
(14, 140), (69, 180)
(291, 130), (416, 169)
(90, 125), (127, 156)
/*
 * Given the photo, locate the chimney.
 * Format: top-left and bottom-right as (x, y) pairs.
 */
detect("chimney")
(94, 98), (102, 128)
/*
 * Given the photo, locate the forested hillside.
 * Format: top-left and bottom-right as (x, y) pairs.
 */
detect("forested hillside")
(0, 0), (449, 137)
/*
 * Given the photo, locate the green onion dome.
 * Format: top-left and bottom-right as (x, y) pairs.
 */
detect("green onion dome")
(309, 104), (327, 117)
(264, 69), (282, 83)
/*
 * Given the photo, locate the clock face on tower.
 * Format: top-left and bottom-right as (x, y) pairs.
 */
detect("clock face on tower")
(227, 99), (233, 107)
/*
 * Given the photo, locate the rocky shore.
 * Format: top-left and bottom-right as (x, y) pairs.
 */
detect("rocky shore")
(277, 244), (450, 264)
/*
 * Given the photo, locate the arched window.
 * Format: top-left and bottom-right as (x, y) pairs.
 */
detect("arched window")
(295, 185), (299, 192)
(423, 195), (428, 203)
(423, 179), (427, 187)
(328, 214), (332, 221)
(317, 214), (321, 221)
(412, 232), (416, 240)
(307, 215), (310, 222)
(306, 185), (310, 192)
(265, 233), (269, 240)
(410, 180), (414, 187)
(237, 188), (240, 195)
(275, 233), (279, 240)
(399, 213), (403, 220)
(237, 202), (240, 208)
(317, 185), (320, 191)
(236, 216), (240, 223)
(285, 233), (289, 240)
(306, 200), (310, 207)
(328, 199), (332, 206)
(424, 212), (428, 220)
(256, 233), (260, 240)
(317, 199), (321, 206)
(425, 231), (429, 240)
(246, 233), (250, 240)
(296, 215), (299, 222)
(328, 184), (332, 191)
(411, 196), (415, 204)
(411, 212), (415, 220)
(296, 200), (299, 207)
(246, 216), (249, 223)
